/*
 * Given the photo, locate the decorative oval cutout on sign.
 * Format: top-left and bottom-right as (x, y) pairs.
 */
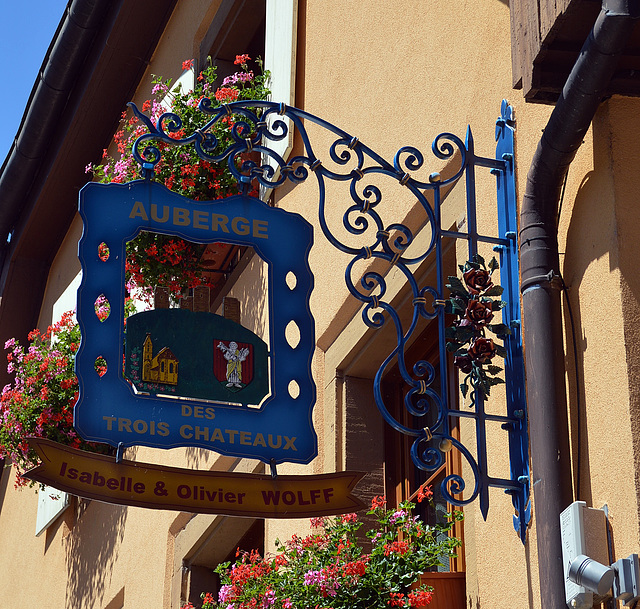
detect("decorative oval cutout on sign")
(95, 356), (107, 377)
(94, 294), (111, 322)
(286, 271), (297, 290)
(285, 320), (300, 349)
(288, 379), (300, 399)
(98, 242), (110, 261)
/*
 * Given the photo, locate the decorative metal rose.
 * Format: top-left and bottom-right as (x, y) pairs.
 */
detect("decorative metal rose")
(445, 255), (510, 399)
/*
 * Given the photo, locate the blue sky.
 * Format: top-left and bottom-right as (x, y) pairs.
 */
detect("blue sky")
(0, 1), (68, 164)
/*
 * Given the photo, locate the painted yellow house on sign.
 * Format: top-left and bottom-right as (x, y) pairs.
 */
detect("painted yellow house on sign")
(142, 334), (179, 385)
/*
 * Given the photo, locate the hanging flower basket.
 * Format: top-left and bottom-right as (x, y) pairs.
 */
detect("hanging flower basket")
(0, 312), (111, 487)
(86, 55), (271, 302)
(184, 490), (462, 609)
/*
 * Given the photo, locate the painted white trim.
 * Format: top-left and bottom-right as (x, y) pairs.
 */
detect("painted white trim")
(35, 485), (69, 536)
(161, 67), (196, 109)
(35, 273), (81, 535)
(265, 0), (298, 176)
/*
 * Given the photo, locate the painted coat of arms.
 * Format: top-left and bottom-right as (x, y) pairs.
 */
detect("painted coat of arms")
(214, 340), (253, 391)
(124, 309), (268, 406)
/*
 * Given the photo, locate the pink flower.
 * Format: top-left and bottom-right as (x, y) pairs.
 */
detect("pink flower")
(219, 584), (234, 603)
(152, 83), (168, 95)
(262, 590), (276, 607)
(389, 509), (408, 524)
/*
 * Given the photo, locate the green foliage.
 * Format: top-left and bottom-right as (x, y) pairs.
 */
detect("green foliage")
(86, 55), (271, 301)
(184, 493), (462, 609)
(0, 312), (111, 487)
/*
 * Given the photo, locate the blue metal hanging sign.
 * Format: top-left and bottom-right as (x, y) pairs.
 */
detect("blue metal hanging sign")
(75, 181), (316, 464)
(67, 97), (530, 537)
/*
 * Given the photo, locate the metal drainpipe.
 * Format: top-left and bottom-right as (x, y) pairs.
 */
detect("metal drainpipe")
(519, 2), (639, 607)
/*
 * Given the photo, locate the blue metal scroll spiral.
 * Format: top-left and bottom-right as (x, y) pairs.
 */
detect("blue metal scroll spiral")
(128, 99), (530, 542)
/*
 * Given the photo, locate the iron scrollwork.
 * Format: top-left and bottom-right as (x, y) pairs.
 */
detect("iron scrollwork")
(128, 98), (530, 542)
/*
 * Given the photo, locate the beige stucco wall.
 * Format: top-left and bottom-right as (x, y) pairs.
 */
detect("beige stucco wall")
(0, 3), (248, 608)
(289, 1), (545, 608)
(2, 1), (640, 608)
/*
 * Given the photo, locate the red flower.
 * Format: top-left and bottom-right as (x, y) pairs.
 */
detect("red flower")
(463, 268), (493, 295)
(371, 495), (386, 509)
(215, 87), (240, 103)
(343, 560), (367, 577)
(468, 337), (496, 363)
(463, 299), (494, 328)
(387, 592), (406, 607)
(182, 59), (195, 71)
(234, 54), (251, 65)
(384, 541), (409, 556)
(408, 590), (433, 607)
(453, 354), (473, 374)
(60, 378), (75, 390)
(417, 484), (433, 503)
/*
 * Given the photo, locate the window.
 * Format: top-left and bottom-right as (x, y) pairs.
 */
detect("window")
(198, 0), (297, 180)
(382, 325), (465, 573)
(381, 325), (466, 609)
(35, 272), (81, 536)
(184, 519), (265, 608)
(174, 0), (298, 314)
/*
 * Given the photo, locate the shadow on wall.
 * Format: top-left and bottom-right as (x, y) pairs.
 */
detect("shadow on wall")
(64, 499), (127, 609)
(184, 446), (219, 470)
(232, 255), (269, 343)
(597, 97), (640, 524)
(0, 460), (10, 517)
(559, 165), (599, 505)
(561, 98), (640, 506)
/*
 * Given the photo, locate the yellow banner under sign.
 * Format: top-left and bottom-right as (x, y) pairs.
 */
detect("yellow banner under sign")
(25, 438), (365, 517)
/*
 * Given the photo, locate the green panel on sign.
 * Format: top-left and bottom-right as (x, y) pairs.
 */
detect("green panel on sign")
(124, 309), (269, 405)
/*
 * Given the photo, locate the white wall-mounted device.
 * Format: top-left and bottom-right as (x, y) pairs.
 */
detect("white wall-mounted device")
(560, 501), (611, 608)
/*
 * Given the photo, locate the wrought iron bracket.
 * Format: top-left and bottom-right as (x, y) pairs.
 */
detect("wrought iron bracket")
(128, 98), (530, 542)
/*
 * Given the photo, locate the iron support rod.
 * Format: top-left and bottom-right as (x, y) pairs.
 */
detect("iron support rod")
(520, 2), (639, 607)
